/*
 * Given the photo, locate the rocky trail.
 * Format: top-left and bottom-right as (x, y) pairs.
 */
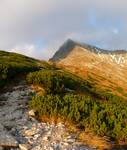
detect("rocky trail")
(0, 81), (95, 150)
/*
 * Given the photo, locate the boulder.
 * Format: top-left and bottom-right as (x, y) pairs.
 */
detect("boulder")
(28, 110), (35, 117)
(24, 129), (36, 137)
(0, 123), (18, 148)
(19, 144), (28, 150)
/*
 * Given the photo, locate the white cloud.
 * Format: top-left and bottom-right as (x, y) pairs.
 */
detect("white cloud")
(10, 43), (57, 60)
(0, 0), (127, 59)
(11, 44), (36, 57)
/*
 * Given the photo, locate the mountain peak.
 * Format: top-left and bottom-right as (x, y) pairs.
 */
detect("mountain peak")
(50, 39), (127, 61)
(60, 38), (78, 50)
(50, 39), (78, 61)
(65, 38), (76, 43)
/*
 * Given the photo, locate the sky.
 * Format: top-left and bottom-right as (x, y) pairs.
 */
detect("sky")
(0, 0), (127, 60)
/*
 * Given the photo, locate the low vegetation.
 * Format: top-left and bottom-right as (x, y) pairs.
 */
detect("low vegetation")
(27, 69), (88, 94)
(30, 94), (127, 141)
(0, 50), (42, 87)
(27, 68), (127, 142)
(1, 50), (127, 143)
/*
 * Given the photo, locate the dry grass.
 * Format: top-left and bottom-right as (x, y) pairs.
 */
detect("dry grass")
(38, 114), (61, 124)
(51, 47), (127, 97)
(31, 84), (46, 95)
(79, 132), (110, 150)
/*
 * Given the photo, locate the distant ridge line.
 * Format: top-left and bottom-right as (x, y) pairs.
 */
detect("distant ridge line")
(50, 39), (127, 61)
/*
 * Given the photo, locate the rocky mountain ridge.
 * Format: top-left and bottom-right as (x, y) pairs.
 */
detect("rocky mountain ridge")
(50, 39), (127, 95)
(51, 39), (127, 66)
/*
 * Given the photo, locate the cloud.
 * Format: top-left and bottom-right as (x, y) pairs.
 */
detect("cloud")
(11, 43), (57, 60)
(0, 0), (127, 59)
(11, 44), (36, 58)
(112, 28), (119, 35)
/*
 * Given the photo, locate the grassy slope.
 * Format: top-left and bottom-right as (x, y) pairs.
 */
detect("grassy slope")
(0, 50), (51, 88)
(54, 62), (127, 100)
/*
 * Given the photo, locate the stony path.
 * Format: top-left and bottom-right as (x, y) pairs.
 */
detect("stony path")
(0, 81), (96, 150)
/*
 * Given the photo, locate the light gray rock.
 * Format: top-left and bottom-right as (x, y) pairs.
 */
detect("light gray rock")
(19, 144), (28, 150)
(0, 131), (18, 147)
(0, 123), (15, 140)
(28, 110), (35, 117)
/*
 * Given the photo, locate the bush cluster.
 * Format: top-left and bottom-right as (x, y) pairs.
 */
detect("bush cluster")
(27, 68), (127, 141)
(27, 69), (85, 94)
(0, 51), (40, 87)
(30, 94), (127, 141)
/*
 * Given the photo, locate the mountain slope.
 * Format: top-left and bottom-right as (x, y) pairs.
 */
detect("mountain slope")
(0, 50), (50, 88)
(50, 39), (127, 98)
(1, 49), (127, 149)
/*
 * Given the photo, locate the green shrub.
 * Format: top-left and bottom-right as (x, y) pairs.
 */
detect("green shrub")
(30, 93), (127, 141)
(27, 69), (86, 94)
(0, 50), (41, 87)
(116, 87), (123, 93)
